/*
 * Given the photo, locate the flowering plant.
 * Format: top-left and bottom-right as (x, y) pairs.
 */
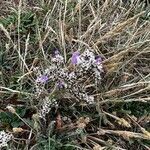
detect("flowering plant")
(0, 131), (12, 148)
(34, 49), (103, 119)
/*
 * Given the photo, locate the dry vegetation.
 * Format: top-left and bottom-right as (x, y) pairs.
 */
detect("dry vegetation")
(0, 0), (150, 149)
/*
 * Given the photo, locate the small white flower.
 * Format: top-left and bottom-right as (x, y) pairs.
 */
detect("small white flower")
(51, 54), (64, 64)
(38, 97), (58, 119)
(0, 131), (13, 148)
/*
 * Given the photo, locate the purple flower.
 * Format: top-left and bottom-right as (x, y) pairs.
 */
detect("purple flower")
(71, 51), (80, 64)
(95, 56), (102, 64)
(36, 75), (49, 83)
(52, 49), (60, 57)
(57, 81), (65, 89)
(54, 50), (60, 55)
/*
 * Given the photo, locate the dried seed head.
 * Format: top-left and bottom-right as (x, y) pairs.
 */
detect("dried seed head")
(6, 105), (16, 114)
(117, 118), (131, 128)
(93, 144), (103, 150)
(12, 128), (23, 133)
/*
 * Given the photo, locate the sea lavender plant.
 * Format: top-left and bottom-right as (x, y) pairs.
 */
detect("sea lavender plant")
(0, 131), (12, 148)
(38, 97), (58, 119)
(34, 49), (103, 120)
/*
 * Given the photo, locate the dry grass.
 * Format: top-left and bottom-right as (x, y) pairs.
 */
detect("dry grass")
(0, 0), (150, 149)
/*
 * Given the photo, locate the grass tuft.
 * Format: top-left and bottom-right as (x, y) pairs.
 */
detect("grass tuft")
(0, 0), (150, 149)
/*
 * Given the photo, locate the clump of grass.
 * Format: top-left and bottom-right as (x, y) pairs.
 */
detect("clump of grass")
(0, 0), (150, 149)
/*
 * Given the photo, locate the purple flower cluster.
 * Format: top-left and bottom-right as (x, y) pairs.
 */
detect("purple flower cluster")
(36, 75), (49, 83)
(71, 51), (80, 65)
(95, 56), (102, 64)
(71, 50), (102, 64)
(71, 50), (103, 81)
(34, 49), (103, 117)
